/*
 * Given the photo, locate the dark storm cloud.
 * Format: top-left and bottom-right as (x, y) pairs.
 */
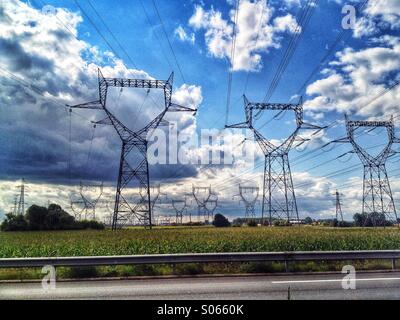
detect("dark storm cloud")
(0, 0), (201, 188)
(0, 37), (54, 73)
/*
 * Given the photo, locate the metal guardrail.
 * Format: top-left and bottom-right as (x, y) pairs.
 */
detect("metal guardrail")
(0, 250), (400, 270)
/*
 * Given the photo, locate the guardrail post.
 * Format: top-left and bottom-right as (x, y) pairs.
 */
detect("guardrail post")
(392, 259), (397, 271)
(172, 263), (176, 275)
(285, 260), (289, 273)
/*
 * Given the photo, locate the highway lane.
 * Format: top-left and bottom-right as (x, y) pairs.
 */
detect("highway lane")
(1, 272), (400, 299)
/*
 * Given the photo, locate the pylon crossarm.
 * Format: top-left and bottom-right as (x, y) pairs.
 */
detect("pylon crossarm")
(168, 103), (197, 114)
(103, 77), (167, 90)
(249, 102), (301, 111)
(93, 118), (112, 126)
(225, 121), (249, 129)
(66, 100), (103, 110)
(300, 122), (327, 134)
(293, 136), (310, 149)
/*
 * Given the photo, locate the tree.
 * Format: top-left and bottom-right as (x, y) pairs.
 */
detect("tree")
(304, 216), (313, 225)
(1, 204), (104, 231)
(213, 213), (231, 228)
(25, 205), (48, 230)
(353, 212), (391, 227)
(0, 213), (28, 231)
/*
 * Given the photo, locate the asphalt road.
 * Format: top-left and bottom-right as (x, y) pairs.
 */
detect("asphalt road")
(1, 272), (400, 299)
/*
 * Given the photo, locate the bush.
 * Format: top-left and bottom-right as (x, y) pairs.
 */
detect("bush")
(0, 204), (105, 232)
(273, 220), (291, 227)
(0, 213), (28, 231)
(77, 220), (105, 230)
(213, 213), (231, 228)
(304, 217), (313, 225)
(247, 220), (258, 227)
(353, 212), (392, 227)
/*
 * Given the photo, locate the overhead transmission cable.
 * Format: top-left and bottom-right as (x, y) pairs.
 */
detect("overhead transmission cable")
(151, 0), (186, 83)
(225, 0), (240, 127)
(262, 0), (317, 103)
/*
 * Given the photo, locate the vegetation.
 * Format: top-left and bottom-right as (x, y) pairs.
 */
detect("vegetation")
(1, 226), (400, 280)
(0, 204), (104, 232)
(212, 213), (231, 227)
(1, 226), (400, 258)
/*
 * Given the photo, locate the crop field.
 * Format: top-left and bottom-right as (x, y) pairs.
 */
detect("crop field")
(1, 226), (400, 258)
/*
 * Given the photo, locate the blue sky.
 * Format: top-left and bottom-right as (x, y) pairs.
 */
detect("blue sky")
(0, 0), (399, 221)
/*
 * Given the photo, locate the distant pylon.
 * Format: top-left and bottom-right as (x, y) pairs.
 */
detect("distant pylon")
(70, 181), (103, 221)
(226, 95), (324, 225)
(140, 185), (167, 226)
(192, 185), (216, 222)
(234, 184), (259, 221)
(16, 178), (26, 215)
(335, 190), (344, 223)
(334, 115), (400, 226)
(172, 196), (189, 225)
(205, 194), (218, 222)
(69, 69), (197, 230)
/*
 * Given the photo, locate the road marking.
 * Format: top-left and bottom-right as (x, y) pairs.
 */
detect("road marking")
(272, 277), (400, 284)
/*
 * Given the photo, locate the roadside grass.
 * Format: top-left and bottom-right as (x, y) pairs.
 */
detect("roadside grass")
(0, 260), (397, 281)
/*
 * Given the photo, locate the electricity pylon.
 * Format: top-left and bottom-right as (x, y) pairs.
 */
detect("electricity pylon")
(233, 184), (259, 221)
(140, 184), (167, 225)
(335, 190), (344, 223)
(226, 95), (324, 225)
(70, 181), (103, 221)
(192, 185), (216, 222)
(68, 69), (196, 230)
(172, 196), (189, 225)
(334, 115), (400, 226)
(205, 194), (218, 223)
(15, 178), (27, 215)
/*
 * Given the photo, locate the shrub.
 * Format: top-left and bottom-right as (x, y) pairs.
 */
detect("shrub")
(0, 204), (104, 232)
(247, 220), (258, 227)
(1, 213), (28, 231)
(213, 213), (231, 228)
(273, 220), (291, 227)
(304, 217), (313, 225)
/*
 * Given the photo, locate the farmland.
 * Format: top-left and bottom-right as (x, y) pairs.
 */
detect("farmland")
(1, 226), (400, 258)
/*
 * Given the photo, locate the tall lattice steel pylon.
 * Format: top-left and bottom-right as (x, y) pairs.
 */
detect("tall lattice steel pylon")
(226, 95), (324, 225)
(334, 115), (400, 225)
(70, 181), (103, 221)
(69, 69), (196, 230)
(335, 190), (344, 223)
(192, 185), (217, 222)
(234, 185), (259, 221)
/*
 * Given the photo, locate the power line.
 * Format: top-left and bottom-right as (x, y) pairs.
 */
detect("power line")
(86, 0), (139, 69)
(296, 0), (370, 96)
(263, 0), (317, 103)
(150, 0), (186, 83)
(225, 0), (240, 127)
(243, 0), (267, 95)
(138, 0), (174, 70)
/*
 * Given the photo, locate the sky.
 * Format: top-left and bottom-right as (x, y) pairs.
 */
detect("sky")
(0, 0), (399, 222)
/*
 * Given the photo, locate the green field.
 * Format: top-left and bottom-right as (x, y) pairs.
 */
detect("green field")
(1, 226), (400, 258)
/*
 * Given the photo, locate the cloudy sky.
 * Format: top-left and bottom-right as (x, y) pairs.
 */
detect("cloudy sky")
(0, 0), (399, 222)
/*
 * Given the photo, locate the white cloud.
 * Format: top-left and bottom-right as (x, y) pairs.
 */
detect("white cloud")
(353, 0), (400, 38)
(305, 43), (400, 117)
(174, 25), (195, 44)
(188, 0), (300, 72)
